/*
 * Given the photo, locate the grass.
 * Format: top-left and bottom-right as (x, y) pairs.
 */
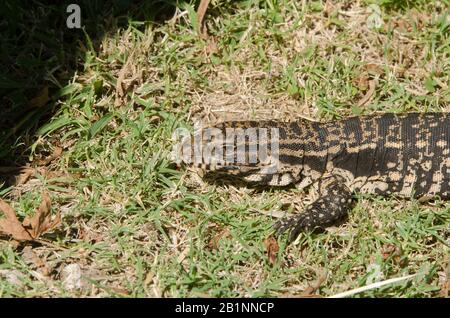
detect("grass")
(0, 0), (449, 297)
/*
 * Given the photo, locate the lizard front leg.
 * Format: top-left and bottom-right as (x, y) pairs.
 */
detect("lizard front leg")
(274, 178), (353, 242)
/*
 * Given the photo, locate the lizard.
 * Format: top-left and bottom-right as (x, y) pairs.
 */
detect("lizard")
(174, 112), (450, 242)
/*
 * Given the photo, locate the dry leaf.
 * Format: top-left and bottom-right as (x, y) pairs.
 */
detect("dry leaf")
(23, 192), (60, 239)
(29, 86), (50, 108)
(15, 167), (36, 186)
(0, 193), (60, 242)
(364, 63), (384, 76)
(43, 170), (82, 181)
(149, 115), (161, 124)
(301, 271), (327, 296)
(394, 18), (411, 32)
(357, 79), (377, 107)
(78, 225), (104, 243)
(36, 147), (63, 166)
(263, 236), (279, 265)
(197, 0), (210, 39)
(22, 246), (51, 277)
(0, 200), (33, 241)
(353, 73), (369, 91)
(115, 51), (135, 107)
(208, 228), (230, 250)
(439, 280), (449, 298)
(381, 243), (402, 264)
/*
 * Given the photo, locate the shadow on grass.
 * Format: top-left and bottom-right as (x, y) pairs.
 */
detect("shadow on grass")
(0, 0), (177, 186)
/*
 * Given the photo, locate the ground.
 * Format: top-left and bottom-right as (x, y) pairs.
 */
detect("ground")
(0, 0), (449, 297)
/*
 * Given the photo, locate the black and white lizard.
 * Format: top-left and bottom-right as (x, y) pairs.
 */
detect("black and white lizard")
(176, 112), (450, 242)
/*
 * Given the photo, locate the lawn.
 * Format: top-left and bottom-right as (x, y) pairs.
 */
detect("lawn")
(0, 0), (449, 297)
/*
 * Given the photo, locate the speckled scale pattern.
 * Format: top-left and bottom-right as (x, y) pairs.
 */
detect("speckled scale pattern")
(180, 113), (450, 241)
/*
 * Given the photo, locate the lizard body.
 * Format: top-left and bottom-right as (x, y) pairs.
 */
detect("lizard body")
(176, 113), (450, 241)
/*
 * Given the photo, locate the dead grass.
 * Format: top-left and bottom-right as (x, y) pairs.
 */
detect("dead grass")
(0, 0), (449, 297)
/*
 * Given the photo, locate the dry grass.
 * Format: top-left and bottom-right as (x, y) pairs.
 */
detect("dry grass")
(0, 0), (449, 297)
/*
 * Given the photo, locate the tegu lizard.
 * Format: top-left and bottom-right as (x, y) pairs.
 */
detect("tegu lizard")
(174, 112), (450, 242)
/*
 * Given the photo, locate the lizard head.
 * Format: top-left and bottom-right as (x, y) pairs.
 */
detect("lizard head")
(171, 122), (285, 184)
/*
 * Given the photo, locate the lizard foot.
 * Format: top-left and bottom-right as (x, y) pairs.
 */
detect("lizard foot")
(274, 180), (353, 243)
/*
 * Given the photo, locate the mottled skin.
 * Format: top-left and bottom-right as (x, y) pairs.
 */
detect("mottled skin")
(179, 113), (450, 242)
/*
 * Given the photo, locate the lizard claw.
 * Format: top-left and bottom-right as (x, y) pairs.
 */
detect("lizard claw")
(273, 214), (311, 243)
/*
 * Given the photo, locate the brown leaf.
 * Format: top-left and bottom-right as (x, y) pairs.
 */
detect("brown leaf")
(22, 246), (51, 277)
(29, 86), (50, 108)
(364, 63), (384, 76)
(394, 18), (411, 32)
(381, 243), (402, 259)
(353, 73), (369, 91)
(15, 167), (36, 186)
(263, 236), (279, 265)
(149, 115), (161, 124)
(43, 169), (82, 180)
(197, 0), (210, 39)
(439, 281), (449, 298)
(357, 79), (377, 107)
(301, 270), (327, 296)
(115, 51), (135, 107)
(410, 10), (431, 29)
(208, 228), (230, 250)
(78, 224), (104, 243)
(36, 147), (63, 166)
(22, 192), (60, 239)
(0, 200), (33, 241)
